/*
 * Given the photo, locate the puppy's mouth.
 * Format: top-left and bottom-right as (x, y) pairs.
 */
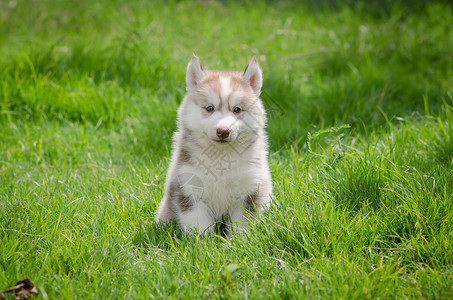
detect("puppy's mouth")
(214, 139), (229, 144)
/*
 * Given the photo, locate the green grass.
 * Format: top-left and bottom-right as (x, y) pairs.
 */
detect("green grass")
(1, 0), (453, 298)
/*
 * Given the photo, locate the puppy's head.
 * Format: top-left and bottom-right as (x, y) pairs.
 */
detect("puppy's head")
(178, 55), (266, 147)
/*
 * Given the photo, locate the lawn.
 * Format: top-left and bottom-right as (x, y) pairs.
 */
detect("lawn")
(1, 0), (452, 298)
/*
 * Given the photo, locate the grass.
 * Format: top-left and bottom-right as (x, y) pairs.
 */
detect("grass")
(1, 0), (453, 298)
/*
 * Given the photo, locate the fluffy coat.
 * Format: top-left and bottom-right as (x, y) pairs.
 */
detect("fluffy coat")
(155, 55), (272, 235)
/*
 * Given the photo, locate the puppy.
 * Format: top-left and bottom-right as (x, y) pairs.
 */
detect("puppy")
(155, 54), (272, 235)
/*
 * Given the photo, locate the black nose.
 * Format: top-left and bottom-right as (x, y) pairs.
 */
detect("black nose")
(216, 128), (230, 139)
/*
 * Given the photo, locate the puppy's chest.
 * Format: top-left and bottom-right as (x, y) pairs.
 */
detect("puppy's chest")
(190, 146), (252, 182)
(178, 150), (259, 210)
(198, 169), (256, 214)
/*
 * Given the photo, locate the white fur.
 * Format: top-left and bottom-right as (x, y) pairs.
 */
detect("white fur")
(179, 202), (215, 233)
(155, 55), (272, 236)
(243, 57), (263, 95)
(186, 54), (204, 91)
(219, 76), (232, 103)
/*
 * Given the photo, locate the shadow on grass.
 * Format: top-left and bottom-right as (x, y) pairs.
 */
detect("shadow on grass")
(330, 158), (385, 213)
(133, 220), (182, 251)
(431, 125), (453, 167)
(132, 220), (229, 251)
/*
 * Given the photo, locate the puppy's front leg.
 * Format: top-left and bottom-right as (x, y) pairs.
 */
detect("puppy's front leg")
(227, 204), (256, 236)
(178, 202), (215, 234)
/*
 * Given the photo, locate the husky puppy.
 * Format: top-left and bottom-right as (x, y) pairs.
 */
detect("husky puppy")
(155, 54), (272, 235)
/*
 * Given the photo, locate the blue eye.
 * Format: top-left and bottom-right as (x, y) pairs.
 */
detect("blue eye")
(206, 106), (214, 112)
(233, 107), (242, 113)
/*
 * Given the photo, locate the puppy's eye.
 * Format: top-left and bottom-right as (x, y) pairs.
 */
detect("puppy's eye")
(206, 106), (214, 112)
(233, 107), (242, 114)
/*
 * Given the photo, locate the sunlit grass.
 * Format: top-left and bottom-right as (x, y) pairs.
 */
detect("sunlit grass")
(1, 0), (452, 298)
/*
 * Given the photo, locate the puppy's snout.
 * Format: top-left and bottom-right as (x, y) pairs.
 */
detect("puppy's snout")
(216, 127), (230, 139)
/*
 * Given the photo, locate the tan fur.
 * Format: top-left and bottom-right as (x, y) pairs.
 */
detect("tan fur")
(155, 55), (272, 235)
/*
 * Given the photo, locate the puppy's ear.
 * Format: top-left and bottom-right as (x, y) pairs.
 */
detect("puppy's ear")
(243, 57), (263, 95)
(186, 54), (204, 91)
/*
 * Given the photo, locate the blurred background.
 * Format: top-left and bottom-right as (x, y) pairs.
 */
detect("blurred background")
(1, 0), (451, 156)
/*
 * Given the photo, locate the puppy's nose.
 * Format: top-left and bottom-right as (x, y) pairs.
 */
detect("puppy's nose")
(216, 128), (230, 139)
